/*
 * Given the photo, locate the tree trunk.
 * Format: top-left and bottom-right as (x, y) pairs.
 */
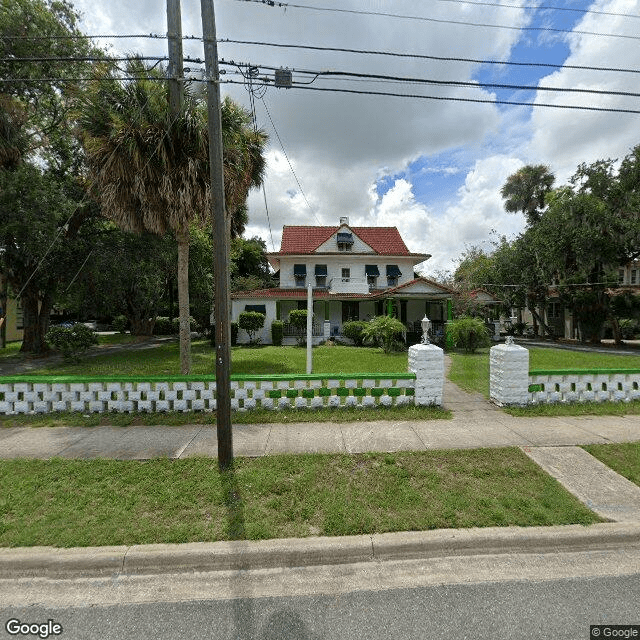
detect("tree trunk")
(177, 230), (191, 375)
(19, 286), (53, 354)
(0, 274), (7, 349)
(610, 314), (623, 345)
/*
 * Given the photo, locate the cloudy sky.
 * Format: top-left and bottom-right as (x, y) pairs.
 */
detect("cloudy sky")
(71, 0), (640, 277)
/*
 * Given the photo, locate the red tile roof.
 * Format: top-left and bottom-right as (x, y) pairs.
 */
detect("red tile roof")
(277, 225), (413, 256)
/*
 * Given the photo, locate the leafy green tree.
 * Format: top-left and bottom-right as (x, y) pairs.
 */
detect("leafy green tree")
(453, 245), (495, 291)
(79, 62), (267, 373)
(447, 317), (491, 353)
(0, 0), (96, 169)
(68, 225), (171, 335)
(238, 311), (265, 344)
(230, 236), (273, 292)
(0, 0), (100, 353)
(501, 164), (555, 226)
(362, 315), (406, 353)
(0, 165), (95, 352)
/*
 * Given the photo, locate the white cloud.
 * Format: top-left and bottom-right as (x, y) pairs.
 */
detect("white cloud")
(529, 0), (640, 181)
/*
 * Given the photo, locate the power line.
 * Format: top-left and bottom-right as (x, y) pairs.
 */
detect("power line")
(221, 79), (640, 115)
(427, 0), (640, 20)
(260, 97), (321, 225)
(230, 62), (640, 100)
(219, 39), (640, 76)
(235, 0), (640, 41)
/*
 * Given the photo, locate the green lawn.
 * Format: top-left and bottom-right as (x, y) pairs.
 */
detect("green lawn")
(0, 448), (602, 548)
(15, 341), (410, 377)
(582, 442), (640, 487)
(0, 341), (23, 360)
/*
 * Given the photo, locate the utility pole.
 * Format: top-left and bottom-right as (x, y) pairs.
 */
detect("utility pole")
(200, 0), (233, 470)
(166, 0), (184, 115)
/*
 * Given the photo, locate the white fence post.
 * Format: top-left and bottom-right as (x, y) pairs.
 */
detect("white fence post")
(408, 343), (444, 406)
(490, 338), (529, 406)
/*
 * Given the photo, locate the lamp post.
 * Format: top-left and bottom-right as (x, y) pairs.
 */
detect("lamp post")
(421, 315), (431, 345)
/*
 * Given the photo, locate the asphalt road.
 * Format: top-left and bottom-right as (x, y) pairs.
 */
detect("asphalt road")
(2, 549), (639, 640)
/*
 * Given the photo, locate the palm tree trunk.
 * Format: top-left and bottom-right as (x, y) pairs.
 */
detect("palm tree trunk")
(177, 229), (191, 374)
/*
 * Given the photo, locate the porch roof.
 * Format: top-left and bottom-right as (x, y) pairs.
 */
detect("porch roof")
(231, 277), (457, 301)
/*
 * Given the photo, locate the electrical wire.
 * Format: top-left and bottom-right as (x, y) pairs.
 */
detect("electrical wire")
(218, 39), (640, 76)
(235, 0), (640, 41)
(427, 0), (640, 20)
(221, 61), (640, 100)
(220, 78), (640, 115)
(260, 97), (322, 225)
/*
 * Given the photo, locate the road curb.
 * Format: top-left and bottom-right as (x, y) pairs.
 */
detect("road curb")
(2, 522), (639, 579)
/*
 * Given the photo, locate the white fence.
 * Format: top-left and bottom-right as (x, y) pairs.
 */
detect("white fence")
(0, 344), (444, 415)
(490, 341), (640, 406)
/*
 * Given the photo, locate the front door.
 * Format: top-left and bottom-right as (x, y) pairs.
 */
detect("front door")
(342, 301), (359, 323)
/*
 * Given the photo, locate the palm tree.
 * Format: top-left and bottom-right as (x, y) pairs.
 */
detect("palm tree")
(79, 61), (266, 373)
(501, 164), (555, 226)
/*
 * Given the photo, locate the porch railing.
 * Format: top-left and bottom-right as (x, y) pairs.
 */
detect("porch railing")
(282, 321), (324, 337)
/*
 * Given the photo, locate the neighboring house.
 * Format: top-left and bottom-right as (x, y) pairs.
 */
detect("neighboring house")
(520, 258), (640, 340)
(231, 217), (455, 345)
(0, 293), (24, 343)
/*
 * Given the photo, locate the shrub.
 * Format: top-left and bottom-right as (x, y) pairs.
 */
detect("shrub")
(271, 320), (284, 346)
(112, 315), (128, 333)
(231, 322), (239, 346)
(361, 315), (406, 354)
(448, 316), (491, 353)
(342, 320), (368, 346)
(238, 311), (266, 344)
(45, 323), (99, 361)
(288, 309), (309, 346)
(153, 317), (174, 335)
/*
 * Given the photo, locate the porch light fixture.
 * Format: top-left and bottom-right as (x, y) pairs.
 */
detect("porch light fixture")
(421, 315), (431, 345)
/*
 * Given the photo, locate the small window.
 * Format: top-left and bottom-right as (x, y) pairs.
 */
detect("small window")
(315, 264), (327, 288)
(632, 269), (638, 285)
(338, 242), (352, 252)
(15, 300), (23, 330)
(386, 265), (401, 287)
(619, 269), (626, 284)
(367, 275), (377, 289)
(294, 264), (306, 287)
(341, 268), (350, 282)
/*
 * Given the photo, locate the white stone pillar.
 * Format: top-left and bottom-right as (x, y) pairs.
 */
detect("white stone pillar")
(408, 343), (444, 406)
(324, 320), (331, 340)
(490, 338), (529, 406)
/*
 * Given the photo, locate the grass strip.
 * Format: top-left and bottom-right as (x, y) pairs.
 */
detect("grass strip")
(0, 448), (602, 548)
(581, 442), (640, 487)
(0, 404), (451, 429)
(505, 400), (640, 417)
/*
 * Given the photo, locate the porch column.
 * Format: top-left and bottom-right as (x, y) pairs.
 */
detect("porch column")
(445, 298), (454, 350)
(386, 298), (393, 317)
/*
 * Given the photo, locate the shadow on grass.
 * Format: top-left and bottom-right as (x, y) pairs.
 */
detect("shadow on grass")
(221, 465), (246, 540)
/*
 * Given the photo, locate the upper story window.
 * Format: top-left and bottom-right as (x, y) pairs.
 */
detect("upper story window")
(365, 264), (380, 289)
(337, 232), (354, 252)
(619, 269), (626, 284)
(294, 263), (306, 287)
(315, 264), (327, 288)
(341, 268), (351, 282)
(386, 264), (401, 287)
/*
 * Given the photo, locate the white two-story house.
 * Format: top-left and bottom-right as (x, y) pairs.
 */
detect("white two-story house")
(231, 218), (456, 345)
